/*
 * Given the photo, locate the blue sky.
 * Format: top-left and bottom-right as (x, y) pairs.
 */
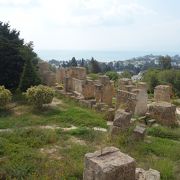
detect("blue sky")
(1, 0), (180, 53)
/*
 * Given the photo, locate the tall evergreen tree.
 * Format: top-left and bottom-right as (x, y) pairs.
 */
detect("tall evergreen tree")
(69, 57), (77, 67)
(0, 22), (40, 89)
(90, 57), (101, 73)
(19, 58), (41, 92)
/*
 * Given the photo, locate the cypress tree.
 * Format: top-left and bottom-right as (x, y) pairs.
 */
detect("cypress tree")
(19, 58), (41, 92)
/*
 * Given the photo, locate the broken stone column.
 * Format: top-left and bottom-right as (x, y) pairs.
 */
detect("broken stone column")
(118, 78), (133, 90)
(154, 85), (171, 102)
(82, 80), (95, 100)
(95, 84), (103, 103)
(148, 102), (176, 126)
(110, 109), (132, 135)
(132, 89), (148, 116)
(116, 90), (137, 112)
(83, 147), (136, 180)
(133, 125), (146, 140)
(63, 77), (70, 92)
(137, 82), (148, 92)
(99, 75), (110, 85)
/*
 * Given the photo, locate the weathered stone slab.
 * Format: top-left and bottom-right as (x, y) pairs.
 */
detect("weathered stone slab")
(154, 85), (171, 102)
(136, 168), (160, 180)
(133, 125), (146, 140)
(83, 147), (135, 180)
(148, 102), (176, 126)
(113, 109), (132, 128)
(82, 80), (95, 99)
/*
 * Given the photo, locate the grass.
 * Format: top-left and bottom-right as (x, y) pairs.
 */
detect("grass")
(0, 93), (180, 179)
(0, 98), (107, 129)
(147, 126), (180, 141)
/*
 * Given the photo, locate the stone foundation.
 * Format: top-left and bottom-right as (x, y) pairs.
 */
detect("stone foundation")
(83, 147), (135, 180)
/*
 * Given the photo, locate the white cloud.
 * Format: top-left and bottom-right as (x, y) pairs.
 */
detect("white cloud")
(0, 0), (179, 52)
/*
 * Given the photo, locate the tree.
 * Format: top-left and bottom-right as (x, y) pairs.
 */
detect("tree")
(89, 57), (101, 73)
(143, 69), (159, 93)
(69, 57), (77, 67)
(106, 71), (119, 81)
(120, 70), (132, 79)
(159, 56), (172, 70)
(19, 58), (41, 92)
(0, 22), (40, 90)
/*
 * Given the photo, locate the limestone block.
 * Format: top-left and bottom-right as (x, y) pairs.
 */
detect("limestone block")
(113, 109), (132, 128)
(116, 90), (137, 113)
(82, 80), (95, 100)
(133, 125), (146, 140)
(83, 147), (135, 180)
(119, 78), (133, 90)
(148, 102), (176, 126)
(154, 85), (171, 102)
(136, 168), (160, 180)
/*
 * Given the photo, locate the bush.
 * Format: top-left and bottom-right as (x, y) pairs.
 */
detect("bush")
(106, 71), (119, 81)
(25, 85), (54, 108)
(0, 86), (12, 109)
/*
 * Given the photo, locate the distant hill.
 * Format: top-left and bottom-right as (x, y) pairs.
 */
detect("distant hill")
(48, 54), (180, 74)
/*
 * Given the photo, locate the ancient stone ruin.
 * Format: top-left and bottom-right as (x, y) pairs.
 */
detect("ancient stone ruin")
(154, 85), (172, 102)
(116, 79), (148, 116)
(56, 67), (114, 111)
(110, 109), (132, 135)
(148, 102), (176, 126)
(38, 61), (56, 86)
(83, 147), (136, 180)
(83, 147), (160, 180)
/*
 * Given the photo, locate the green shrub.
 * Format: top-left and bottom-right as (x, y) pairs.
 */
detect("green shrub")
(147, 126), (180, 141)
(0, 86), (12, 109)
(25, 85), (54, 108)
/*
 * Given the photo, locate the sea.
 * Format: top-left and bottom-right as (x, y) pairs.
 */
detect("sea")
(36, 50), (180, 62)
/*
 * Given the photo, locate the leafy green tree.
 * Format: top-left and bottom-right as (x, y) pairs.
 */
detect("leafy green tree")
(120, 70), (132, 79)
(19, 58), (41, 92)
(143, 69), (159, 93)
(0, 22), (40, 90)
(159, 56), (172, 70)
(106, 71), (119, 81)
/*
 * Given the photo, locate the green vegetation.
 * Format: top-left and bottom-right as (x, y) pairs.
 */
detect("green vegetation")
(143, 69), (180, 96)
(106, 71), (119, 81)
(0, 86), (12, 109)
(0, 93), (179, 179)
(0, 22), (40, 90)
(19, 58), (41, 92)
(119, 70), (133, 79)
(25, 85), (55, 109)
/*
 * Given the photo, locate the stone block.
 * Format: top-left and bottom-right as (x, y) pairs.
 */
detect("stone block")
(83, 147), (135, 180)
(148, 102), (176, 126)
(154, 85), (171, 102)
(136, 168), (160, 180)
(113, 109), (132, 128)
(133, 125), (146, 140)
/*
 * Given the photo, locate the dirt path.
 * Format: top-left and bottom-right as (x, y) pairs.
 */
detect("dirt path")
(0, 124), (107, 133)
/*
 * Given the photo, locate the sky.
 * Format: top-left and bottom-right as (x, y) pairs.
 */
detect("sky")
(1, 0), (180, 55)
